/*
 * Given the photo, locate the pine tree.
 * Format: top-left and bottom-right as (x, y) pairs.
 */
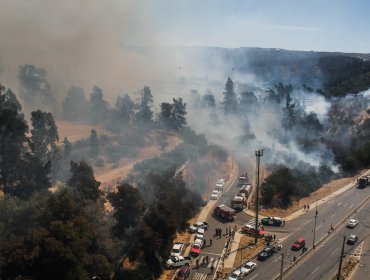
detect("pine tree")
(222, 77), (238, 114)
(135, 86), (153, 126)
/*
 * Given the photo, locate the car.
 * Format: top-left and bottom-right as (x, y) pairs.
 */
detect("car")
(215, 181), (225, 191)
(190, 243), (202, 257)
(194, 228), (205, 240)
(166, 256), (192, 268)
(175, 264), (190, 280)
(170, 242), (184, 257)
(291, 238), (305, 251)
(258, 246), (276, 261)
(241, 261), (257, 275)
(228, 269), (243, 280)
(261, 216), (283, 227)
(347, 234), (358, 245)
(188, 221), (209, 233)
(347, 219), (359, 228)
(210, 189), (221, 200)
(194, 236), (204, 247)
(241, 224), (265, 237)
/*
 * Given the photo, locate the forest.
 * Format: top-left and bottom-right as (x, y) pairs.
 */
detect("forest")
(0, 48), (370, 279)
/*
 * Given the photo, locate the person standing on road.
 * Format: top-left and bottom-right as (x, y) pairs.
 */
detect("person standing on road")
(210, 238), (213, 246)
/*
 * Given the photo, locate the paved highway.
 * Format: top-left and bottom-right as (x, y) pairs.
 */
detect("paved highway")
(236, 181), (370, 280)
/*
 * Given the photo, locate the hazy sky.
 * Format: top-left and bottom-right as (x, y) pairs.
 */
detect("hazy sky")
(0, 0), (369, 99)
(134, 0), (370, 53)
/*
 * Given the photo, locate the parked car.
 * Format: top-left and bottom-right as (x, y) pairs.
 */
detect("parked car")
(166, 256), (192, 268)
(241, 224), (265, 237)
(261, 216), (283, 227)
(241, 261), (257, 275)
(347, 219), (358, 228)
(188, 221), (209, 233)
(228, 270), (243, 280)
(175, 264), (190, 280)
(190, 243), (202, 257)
(258, 246), (277, 261)
(210, 189), (221, 200)
(347, 234), (358, 245)
(170, 242), (184, 257)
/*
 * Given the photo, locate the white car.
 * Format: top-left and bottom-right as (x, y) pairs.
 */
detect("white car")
(210, 189), (220, 200)
(241, 261), (257, 275)
(170, 242), (184, 257)
(347, 219), (358, 228)
(188, 221), (209, 233)
(215, 182), (225, 191)
(194, 228), (205, 240)
(166, 256), (192, 268)
(228, 270), (243, 280)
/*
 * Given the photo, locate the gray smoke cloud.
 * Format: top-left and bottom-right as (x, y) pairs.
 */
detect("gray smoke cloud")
(0, 0), (178, 104)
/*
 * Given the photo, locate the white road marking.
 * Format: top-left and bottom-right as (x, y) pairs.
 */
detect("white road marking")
(193, 272), (207, 280)
(331, 213), (337, 217)
(311, 266), (321, 275)
(316, 224), (322, 230)
(328, 200), (334, 204)
(250, 274), (258, 280)
(349, 204), (354, 209)
(343, 202), (348, 207)
(303, 221), (310, 226)
(331, 248), (339, 255)
(338, 202), (343, 206)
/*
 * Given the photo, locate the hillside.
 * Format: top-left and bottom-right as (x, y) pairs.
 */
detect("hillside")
(55, 120), (183, 187)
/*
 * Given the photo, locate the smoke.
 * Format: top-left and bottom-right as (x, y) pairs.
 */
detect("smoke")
(0, 0), (177, 105)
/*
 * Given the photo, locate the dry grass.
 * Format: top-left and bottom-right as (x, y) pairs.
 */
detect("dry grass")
(263, 176), (358, 218)
(330, 256), (359, 280)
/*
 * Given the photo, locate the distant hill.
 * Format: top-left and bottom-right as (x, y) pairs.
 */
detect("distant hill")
(129, 46), (370, 97)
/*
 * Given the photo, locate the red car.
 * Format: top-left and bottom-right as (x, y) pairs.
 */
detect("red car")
(190, 243), (202, 257)
(291, 238), (305, 251)
(175, 264), (190, 280)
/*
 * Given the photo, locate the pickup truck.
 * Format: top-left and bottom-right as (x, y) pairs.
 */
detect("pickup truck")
(166, 256), (192, 268)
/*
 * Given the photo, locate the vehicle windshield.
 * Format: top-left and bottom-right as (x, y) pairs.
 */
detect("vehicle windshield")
(171, 249), (180, 253)
(244, 264), (252, 269)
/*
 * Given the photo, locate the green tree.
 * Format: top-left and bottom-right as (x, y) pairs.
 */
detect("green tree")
(107, 183), (145, 238)
(61, 86), (89, 121)
(171, 97), (187, 130)
(89, 128), (99, 157)
(18, 64), (58, 112)
(0, 85), (29, 192)
(68, 161), (102, 202)
(115, 94), (135, 125)
(222, 77), (238, 114)
(90, 86), (109, 124)
(282, 93), (296, 131)
(135, 86), (154, 125)
(202, 93), (216, 108)
(159, 102), (172, 129)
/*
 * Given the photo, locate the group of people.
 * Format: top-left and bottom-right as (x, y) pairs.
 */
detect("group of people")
(215, 227), (222, 238)
(303, 204), (310, 210)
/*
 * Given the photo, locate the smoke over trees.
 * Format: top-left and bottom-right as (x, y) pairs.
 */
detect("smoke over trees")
(18, 64), (58, 113)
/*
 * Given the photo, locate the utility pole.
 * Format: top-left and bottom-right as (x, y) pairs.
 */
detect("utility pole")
(279, 252), (285, 280)
(312, 202), (318, 249)
(254, 149), (264, 245)
(337, 235), (346, 280)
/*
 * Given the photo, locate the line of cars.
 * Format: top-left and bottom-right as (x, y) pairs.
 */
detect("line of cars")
(346, 218), (359, 245)
(166, 221), (209, 271)
(210, 178), (225, 200)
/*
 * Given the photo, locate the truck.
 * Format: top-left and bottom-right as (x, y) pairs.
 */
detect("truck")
(358, 176), (369, 189)
(239, 184), (252, 197)
(214, 204), (236, 221)
(231, 193), (246, 210)
(238, 173), (249, 186)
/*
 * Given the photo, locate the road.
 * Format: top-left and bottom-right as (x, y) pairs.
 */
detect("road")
(184, 158), (370, 280)
(284, 185), (370, 280)
(186, 156), (254, 280)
